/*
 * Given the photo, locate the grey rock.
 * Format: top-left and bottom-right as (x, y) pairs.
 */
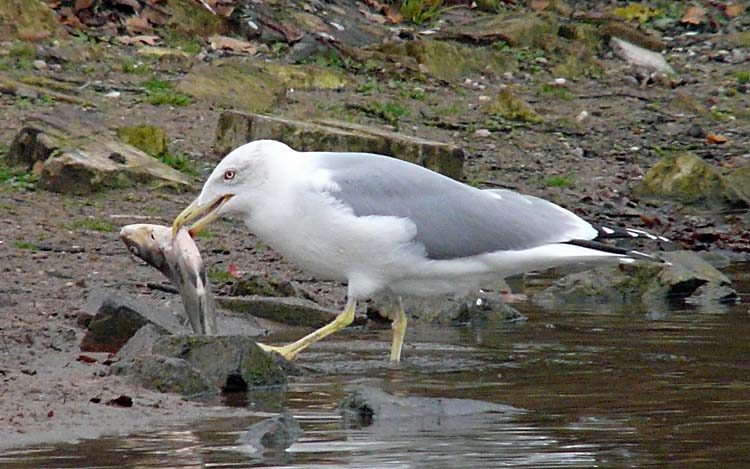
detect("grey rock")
(338, 386), (520, 429)
(6, 107), (190, 195)
(685, 283), (739, 307)
(217, 295), (366, 328)
(533, 251), (737, 309)
(237, 413), (303, 451)
(80, 289), (188, 353)
(215, 111), (464, 179)
(229, 274), (317, 302)
(114, 323), (166, 362)
(610, 37), (675, 75)
(372, 281), (525, 325)
(151, 335), (290, 390)
(110, 354), (216, 396)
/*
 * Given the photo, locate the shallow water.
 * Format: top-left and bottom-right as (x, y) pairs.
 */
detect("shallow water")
(3, 264), (750, 467)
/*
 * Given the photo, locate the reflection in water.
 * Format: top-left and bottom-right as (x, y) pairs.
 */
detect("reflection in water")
(2, 265), (749, 467)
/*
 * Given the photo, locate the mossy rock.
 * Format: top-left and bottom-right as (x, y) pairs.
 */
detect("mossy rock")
(111, 355), (216, 396)
(599, 21), (665, 51)
(263, 63), (350, 90)
(164, 0), (226, 37)
(440, 12), (559, 49)
(640, 153), (748, 209)
(361, 39), (514, 82)
(177, 62), (285, 112)
(482, 88), (542, 123)
(117, 125), (168, 157)
(0, 0), (63, 41)
(152, 335), (288, 389)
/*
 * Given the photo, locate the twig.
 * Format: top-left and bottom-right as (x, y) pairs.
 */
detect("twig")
(576, 92), (651, 101)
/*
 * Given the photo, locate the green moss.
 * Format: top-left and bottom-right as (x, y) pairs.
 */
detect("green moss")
(483, 88), (542, 123)
(401, 0), (444, 25)
(366, 101), (410, 126)
(164, 0), (224, 37)
(120, 58), (151, 75)
(735, 71), (749, 84)
(612, 3), (662, 23)
(117, 125), (168, 157)
(8, 42), (36, 58)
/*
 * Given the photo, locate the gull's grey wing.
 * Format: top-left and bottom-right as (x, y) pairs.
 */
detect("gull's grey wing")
(309, 152), (597, 260)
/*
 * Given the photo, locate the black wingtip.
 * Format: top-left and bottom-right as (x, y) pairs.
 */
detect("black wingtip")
(564, 239), (669, 264)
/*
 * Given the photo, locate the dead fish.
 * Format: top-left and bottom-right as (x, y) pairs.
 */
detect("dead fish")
(120, 224), (217, 335)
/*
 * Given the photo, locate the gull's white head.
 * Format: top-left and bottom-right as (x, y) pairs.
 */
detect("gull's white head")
(172, 140), (294, 236)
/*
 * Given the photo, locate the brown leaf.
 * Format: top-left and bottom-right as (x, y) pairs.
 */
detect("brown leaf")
(209, 35), (257, 54)
(706, 133), (727, 144)
(680, 5), (706, 25)
(125, 16), (152, 34)
(118, 35), (160, 46)
(384, 5), (403, 24)
(529, 0), (549, 11)
(723, 4), (745, 18)
(142, 7), (169, 26)
(74, 0), (93, 13)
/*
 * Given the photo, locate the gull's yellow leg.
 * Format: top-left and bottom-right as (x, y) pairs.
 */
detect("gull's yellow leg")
(390, 298), (408, 363)
(257, 298), (357, 361)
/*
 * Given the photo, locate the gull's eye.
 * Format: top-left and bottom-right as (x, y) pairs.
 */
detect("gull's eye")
(223, 170), (236, 181)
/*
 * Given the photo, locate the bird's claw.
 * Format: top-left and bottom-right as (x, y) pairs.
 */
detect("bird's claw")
(256, 342), (298, 361)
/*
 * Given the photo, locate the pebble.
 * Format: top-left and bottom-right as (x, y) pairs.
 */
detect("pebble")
(32, 60), (47, 70)
(553, 77), (566, 86)
(686, 124), (706, 138)
(104, 91), (121, 98)
(473, 129), (491, 138)
(575, 110), (589, 123)
(477, 95), (491, 103)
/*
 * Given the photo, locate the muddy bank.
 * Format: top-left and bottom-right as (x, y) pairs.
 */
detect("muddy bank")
(1, 0), (749, 451)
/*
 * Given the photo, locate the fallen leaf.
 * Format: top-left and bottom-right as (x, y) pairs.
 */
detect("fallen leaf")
(125, 16), (152, 34)
(209, 35), (257, 54)
(228, 263), (241, 279)
(107, 395), (133, 408)
(384, 5), (403, 24)
(723, 4), (745, 18)
(118, 35), (160, 46)
(639, 214), (662, 228)
(74, 0), (93, 13)
(76, 354), (98, 364)
(47, 410), (54, 418)
(529, 0), (549, 11)
(706, 133), (727, 144)
(680, 5), (706, 25)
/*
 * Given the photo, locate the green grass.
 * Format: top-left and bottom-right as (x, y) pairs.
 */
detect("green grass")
(540, 83), (574, 100)
(735, 71), (750, 84)
(13, 240), (36, 251)
(159, 151), (197, 176)
(401, 0), (443, 25)
(208, 267), (234, 283)
(0, 160), (37, 190)
(120, 58), (151, 75)
(71, 219), (117, 232)
(369, 101), (410, 125)
(8, 42), (36, 58)
(544, 175), (575, 188)
(162, 31), (203, 55)
(142, 77), (192, 106)
(357, 78), (379, 94)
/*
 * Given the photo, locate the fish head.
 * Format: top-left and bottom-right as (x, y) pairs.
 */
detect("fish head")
(120, 223), (172, 270)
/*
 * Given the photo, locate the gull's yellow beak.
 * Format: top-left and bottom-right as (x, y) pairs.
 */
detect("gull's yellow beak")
(172, 194), (234, 237)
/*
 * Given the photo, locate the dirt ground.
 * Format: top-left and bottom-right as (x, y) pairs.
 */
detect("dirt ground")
(1, 1), (749, 451)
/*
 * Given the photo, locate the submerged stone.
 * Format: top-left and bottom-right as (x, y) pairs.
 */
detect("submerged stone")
(237, 413), (303, 451)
